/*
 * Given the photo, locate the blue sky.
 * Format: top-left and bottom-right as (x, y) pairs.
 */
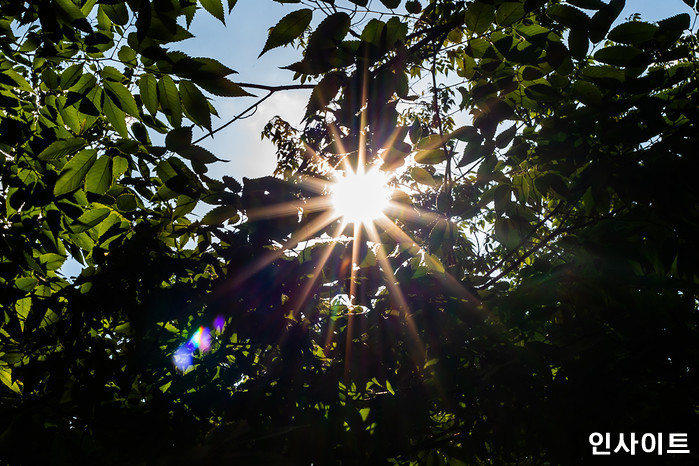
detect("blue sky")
(176, 0), (698, 181)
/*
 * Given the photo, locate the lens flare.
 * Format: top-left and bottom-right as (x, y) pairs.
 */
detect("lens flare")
(172, 326), (212, 371)
(190, 326), (211, 352)
(213, 315), (225, 332)
(330, 168), (391, 225)
(173, 346), (193, 371)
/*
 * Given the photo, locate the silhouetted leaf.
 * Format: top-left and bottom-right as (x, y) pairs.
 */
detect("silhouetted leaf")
(260, 9), (313, 57)
(465, 2), (495, 34)
(201, 0), (225, 23)
(180, 81), (212, 130)
(608, 21), (658, 44)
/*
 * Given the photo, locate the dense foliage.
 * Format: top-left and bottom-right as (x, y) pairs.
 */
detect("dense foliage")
(1, 0), (698, 464)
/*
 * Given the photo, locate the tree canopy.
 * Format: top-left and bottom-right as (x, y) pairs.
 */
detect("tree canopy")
(1, 0), (698, 464)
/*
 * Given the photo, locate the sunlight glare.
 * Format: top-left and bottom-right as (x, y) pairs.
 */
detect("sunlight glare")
(330, 168), (391, 224)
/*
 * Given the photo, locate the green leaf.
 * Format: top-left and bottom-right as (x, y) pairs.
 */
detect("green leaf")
(416, 134), (444, 150)
(546, 4), (590, 30)
(415, 149), (446, 165)
(60, 64), (83, 89)
(103, 95), (129, 138)
(495, 124), (517, 148)
(85, 156), (113, 195)
(158, 75), (182, 127)
(658, 13), (691, 31)
(196, 78), (253, 97)
(178, 145), (223, 164)
(410, 166), (437, 186)
(103, 80), (139, 117)
(496, 2), (525, 27)
(38, 138), (86, 161)
(580, 65), (625, 86)
(566, 0), (605, 9)
(15, 277), (38, 292)
(608, 21), (658, 44)
(568, 29), (589, 59)
(117, 46), (138, 67)
(101, 66), (126, 82)
(379, 0), (400, 8)
(405, 1), (421, 13)
(156, 158), (204, 195)
(180, 81), (212, 130)
(173, 56), (237, 80)
(54, 149), (97, 196)
(112, 156), (129, 180)
(572, 80), (603, 106)
(39, 253), (66, 271)
(449, 126), (480, 142)
(227, 0), (238, 12)
(101, 2), (129, 25)
(260, 9), (313, 57)
(55, 0), (87, 22)
(166, 126), (193, 152)
(140, 74), (159, 115)
(1, 69), (33, 93)
(116, 193), (138, 212)
(306, 72), (342, 119)
(0, 366), (21, 393)
(201, 205), (239, 225)
(15, 297), (31, 332)
(465, 2), (495, 35)
(200, 0), (225, 23)
(594, 45), (643, 67)
(71, 207), (111, 233)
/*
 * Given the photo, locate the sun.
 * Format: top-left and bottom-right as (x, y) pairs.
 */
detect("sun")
(330, 168), (391, 225)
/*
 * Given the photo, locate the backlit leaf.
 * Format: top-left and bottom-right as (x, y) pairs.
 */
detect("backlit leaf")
(103, 80), (139, 117)
(496, 2), (525, 26)
(103, 95), (129, 138)
(158, 75), (182, 127)
(85, 156), (113, 195)
(140, 74), (159, 114)
(201, 205), (239, 225)
(71, 207), (111, 233)
(38, 138), (86, 161)
(415, 149), (447, 164)
(465, 2), (495, 35)
(54, 149), (97, 196)
(411, 166), (437, 186)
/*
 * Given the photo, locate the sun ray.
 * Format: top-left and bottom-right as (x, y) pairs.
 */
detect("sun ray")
(364, 221), (427, 365)
(214, 210), (341, 299)
(374, 216), (486, 314)
(289, 221), (348, 322)
(246, 196), (333, 221)
(343, 222), (363, 381)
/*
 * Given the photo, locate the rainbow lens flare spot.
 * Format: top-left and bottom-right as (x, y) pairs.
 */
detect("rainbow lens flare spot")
(172, 326), (212, 371)
(213, 315), (225, 332)
(190, 326), (211, 352)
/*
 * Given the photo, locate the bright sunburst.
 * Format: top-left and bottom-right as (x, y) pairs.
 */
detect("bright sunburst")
(330, 168), (391, 225)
